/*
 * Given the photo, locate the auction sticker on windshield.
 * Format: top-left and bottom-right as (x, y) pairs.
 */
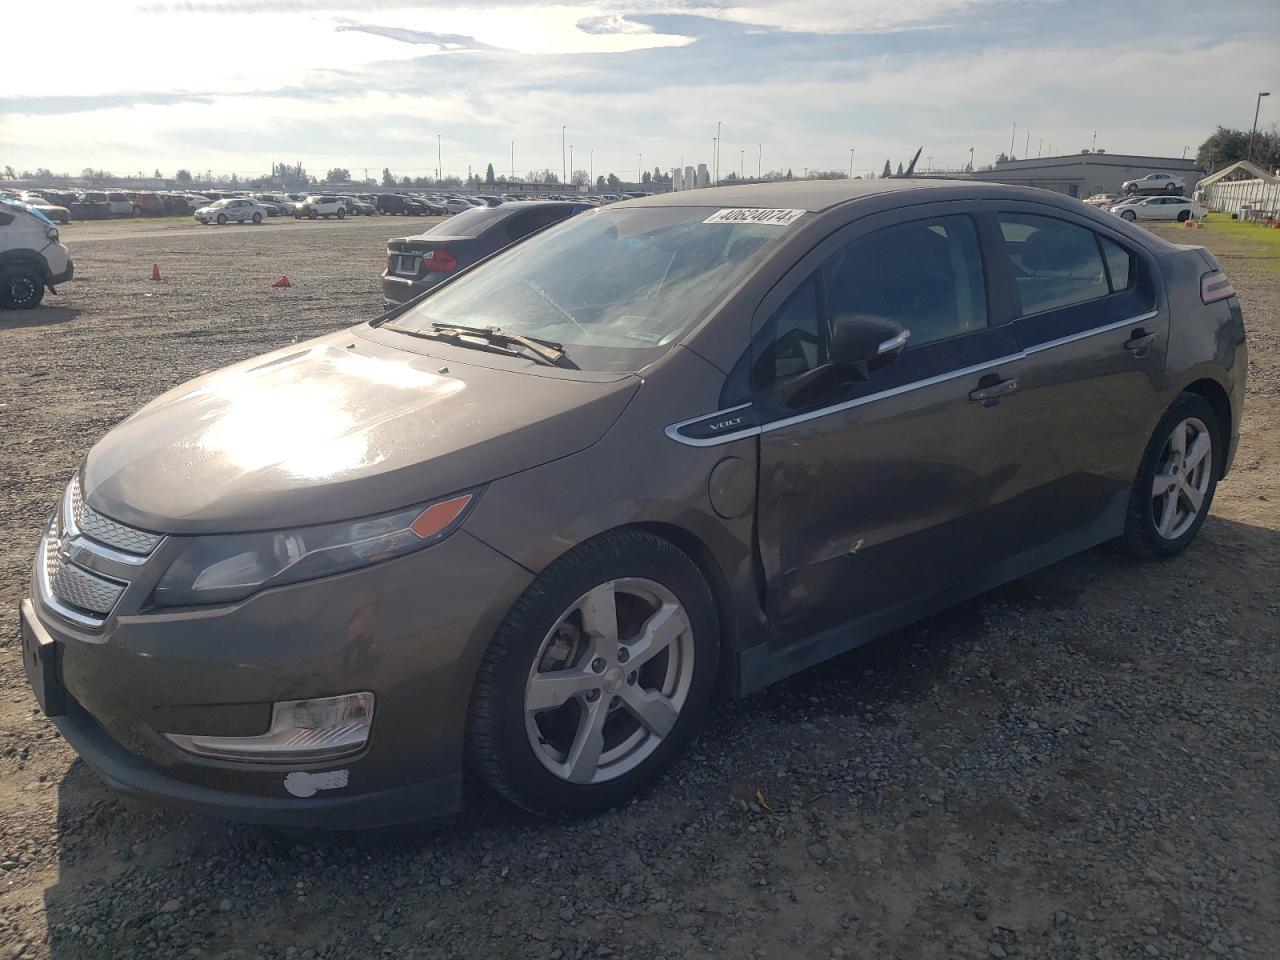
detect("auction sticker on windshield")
(703, 208), (806, 226)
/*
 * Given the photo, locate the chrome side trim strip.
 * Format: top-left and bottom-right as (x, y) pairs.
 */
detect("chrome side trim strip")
(1023, 310), (1157, 356)
(664, 311), (1159, 448)
(760, 352), (1021, 436)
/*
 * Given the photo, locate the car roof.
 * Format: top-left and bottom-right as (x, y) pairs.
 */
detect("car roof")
(619, 178), (965, 213)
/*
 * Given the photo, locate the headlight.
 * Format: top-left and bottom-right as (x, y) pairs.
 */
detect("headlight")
(153, 491), (478, 607)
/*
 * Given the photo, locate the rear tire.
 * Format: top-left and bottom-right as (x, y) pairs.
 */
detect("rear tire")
(252, 212), (262, 224)
(467, 530), (719, 817)
(308, 209), (318, 220)
(1116, 393), (1222, 559)
(336, 208), (346, 219)
(216, 213), (227, 225)
(1176, 209), (1190, 222)
(1121, 209), (1137, 221)
(0, 265), (45, 310)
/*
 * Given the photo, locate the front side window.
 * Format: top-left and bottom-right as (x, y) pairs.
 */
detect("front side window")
(998, 213), (1108, 315)
(385, 207), (787, 373)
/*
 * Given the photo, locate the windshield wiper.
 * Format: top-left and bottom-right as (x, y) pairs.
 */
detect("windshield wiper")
(429, 323), (579, 369)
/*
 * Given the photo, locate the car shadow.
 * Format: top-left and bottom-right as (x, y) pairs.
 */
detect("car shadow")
(0, 306), (80, 329)
(36, 513), (1278, 957)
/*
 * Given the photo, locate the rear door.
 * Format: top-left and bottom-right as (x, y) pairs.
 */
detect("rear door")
(752, 203), (1032, 642)
(990, 206), (1166, 543)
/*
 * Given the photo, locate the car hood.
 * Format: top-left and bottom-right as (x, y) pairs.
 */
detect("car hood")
(83, 330), (639, 534)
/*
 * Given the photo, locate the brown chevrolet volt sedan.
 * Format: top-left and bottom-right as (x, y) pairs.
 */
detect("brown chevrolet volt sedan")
(21, 180), (1245, 828)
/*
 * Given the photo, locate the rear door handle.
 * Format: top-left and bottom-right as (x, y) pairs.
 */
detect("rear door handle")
(969, 377), (1019, 403)
(1125, 329), (1158, 353)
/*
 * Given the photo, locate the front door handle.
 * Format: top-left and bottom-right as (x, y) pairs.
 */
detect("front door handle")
(1125, 329), (1158, 354)
(969, 376), (1020, 403)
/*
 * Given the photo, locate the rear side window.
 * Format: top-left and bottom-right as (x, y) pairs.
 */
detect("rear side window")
(1100, 237), (1133, 291)
(998, 214), (1108, 315)
(508, 206), (571, 240)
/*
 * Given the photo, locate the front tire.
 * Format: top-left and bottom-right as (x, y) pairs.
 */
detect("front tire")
(0, 265), (45, 309)
(252, 212), (262, 224)
(308, 209), (318, 220)
(336, 207), (346, 219)
(468, 530), (719, 817)
(216, 213), (227, 225)
(1121, 209), (1137, 221)
(1117, 393), (1222, 559)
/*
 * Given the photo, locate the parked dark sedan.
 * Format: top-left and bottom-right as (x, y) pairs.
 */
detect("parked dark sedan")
(381, 200), (591, 308)
(375, 194), (427, 216)
(21, 180), (1244, 830)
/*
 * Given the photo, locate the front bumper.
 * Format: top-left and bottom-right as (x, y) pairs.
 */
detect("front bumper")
(49, 258), (74, 288)
(21, 528), (532, 829)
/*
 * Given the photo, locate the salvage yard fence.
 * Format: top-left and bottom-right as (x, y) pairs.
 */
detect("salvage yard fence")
(1198, 177), (1280, 219)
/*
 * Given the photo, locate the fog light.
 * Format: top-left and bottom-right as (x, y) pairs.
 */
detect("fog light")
(165, 693), (374, 762)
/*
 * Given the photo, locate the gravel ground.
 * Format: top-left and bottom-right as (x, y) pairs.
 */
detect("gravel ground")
(0, 215), (1275, 960)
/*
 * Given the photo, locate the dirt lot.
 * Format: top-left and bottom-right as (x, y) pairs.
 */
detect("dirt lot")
(0, 214), (1275, 960)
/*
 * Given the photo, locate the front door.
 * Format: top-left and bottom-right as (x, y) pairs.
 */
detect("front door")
(752, 207), (1032, 643)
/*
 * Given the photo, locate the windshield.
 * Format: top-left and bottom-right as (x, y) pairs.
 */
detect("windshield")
(385, 206), (788, 372)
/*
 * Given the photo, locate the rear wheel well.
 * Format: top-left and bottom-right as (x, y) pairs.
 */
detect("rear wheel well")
(630, 521), (738, 697)
(1181, 379), (1232, 475)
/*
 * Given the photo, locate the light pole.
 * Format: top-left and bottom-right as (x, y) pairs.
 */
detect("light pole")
(1182, 145), (1190, 160)
(714, 121), (721, 184)
(511, 141), (515, 181)
(1248, 91), (1271, 163)
(569, 145), (574, 188)
(969, 146), (974, 171)
(589, 149), (593, 187)
(740, 148), (744, 179)
(437, 133), (442, 181)
(757, 143), (762, 179)
(1038, 138), (1043, 158)
(927, 155), (933, 172)
(1009, 122), (1016, 159)
(638, 153), (642, 186)
(561, 125), (566, 186)
(849, 147), (855, 179)
(712, 138), (717, 184)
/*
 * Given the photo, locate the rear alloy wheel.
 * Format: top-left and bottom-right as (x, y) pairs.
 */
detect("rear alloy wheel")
(216, 213), (227, 225)
(1121, 209), (1137, 221)
(468, 531), (718, 816)
(0, 265), (45, 310)
(252, 212), (262, 224)
(1177, 209), (1191, 222)
(336, 207), (346, 219)
(1118, 393), (1221, 558)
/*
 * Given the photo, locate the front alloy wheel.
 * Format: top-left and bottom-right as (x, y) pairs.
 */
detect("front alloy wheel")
(524, 579), (694, 785)
(468, 530), (718, 816)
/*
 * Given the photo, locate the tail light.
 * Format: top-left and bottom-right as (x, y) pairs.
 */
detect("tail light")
(1201, 270), (1235, 304)
(423, 249), (457, 272)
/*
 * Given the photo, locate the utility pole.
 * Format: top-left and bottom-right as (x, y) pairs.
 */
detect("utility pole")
(1009, 122), (1016, 159)
(1025, 132), (1030, 159)
(1183, 146), (1189, 159)
(1038, 138), (1043, 158)
(969, 146), (974, 171)
(589, 149), (593, 186)
(437, 133), (442, 181)
(638, 153), (642, 186)
(849, 147), (855, 179)
(757, 143), (762, 179)
(561, 125), (566, 185)
(1092, 130), (1097, 152)
(740, 148), (744, 178)
(569, 145), (574, 186)
(511, 141), (515, 180)
(1248, 92), (1271, 163)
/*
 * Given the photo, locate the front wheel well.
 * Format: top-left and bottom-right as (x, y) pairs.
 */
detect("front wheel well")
(629, 521), (738, 697)
(1180, 379), (1232, 475)
(0, 252), (50, 279)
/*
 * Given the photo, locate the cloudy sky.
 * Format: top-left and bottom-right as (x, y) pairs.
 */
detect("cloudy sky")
(2, 0), (1277, 182)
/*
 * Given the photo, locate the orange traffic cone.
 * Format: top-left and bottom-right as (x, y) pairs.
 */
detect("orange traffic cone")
(151, 263), (161, 281)
(271, 276), (291, 288)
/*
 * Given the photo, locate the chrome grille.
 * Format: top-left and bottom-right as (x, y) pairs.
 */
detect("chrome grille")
(70, 475), (162, 556)
(48, 548), (126, 615)
(37, 474), (162, 627)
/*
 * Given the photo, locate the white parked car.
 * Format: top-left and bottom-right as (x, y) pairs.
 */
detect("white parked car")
(442, 197), (475, 214)
(1121, 173), (1185, 196)
(194, 198), (269, 225)
(0, 197), (74, 309)
(294, 195), (346, 219)
(1107, 195), (1206, 223)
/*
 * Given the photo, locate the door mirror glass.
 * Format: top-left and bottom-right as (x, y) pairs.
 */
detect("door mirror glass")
(829, 313), (909, 380)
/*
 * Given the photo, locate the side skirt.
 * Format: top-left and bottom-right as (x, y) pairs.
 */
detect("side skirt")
(736, 492), (1128, 696)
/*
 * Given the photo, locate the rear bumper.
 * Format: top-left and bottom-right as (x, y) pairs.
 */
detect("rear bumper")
(381, 272), (442, 307)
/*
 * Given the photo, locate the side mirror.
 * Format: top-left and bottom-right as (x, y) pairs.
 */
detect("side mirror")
(829, 313), (910, 381)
